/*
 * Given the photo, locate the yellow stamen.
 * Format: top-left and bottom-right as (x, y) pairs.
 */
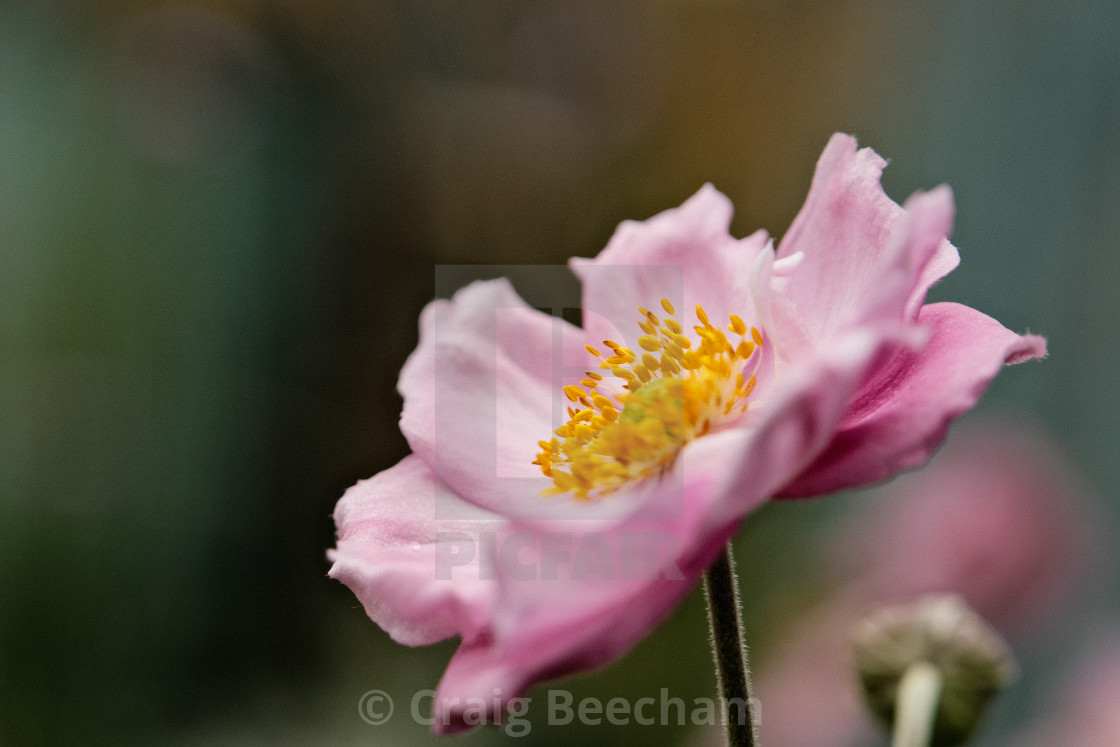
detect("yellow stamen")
(535, 300), (767, 501)
(563, 385), (586, 402)
(696, 305), (711, 328)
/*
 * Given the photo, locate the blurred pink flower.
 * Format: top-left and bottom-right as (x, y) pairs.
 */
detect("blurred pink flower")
(328, 134), (1045, 732)
(841, 417), (1093, 634)
(751, 418), (1093, 747)
(748, 597), (881, 747)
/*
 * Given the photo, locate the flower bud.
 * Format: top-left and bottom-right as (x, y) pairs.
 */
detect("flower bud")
(851, 594), (1016, 746)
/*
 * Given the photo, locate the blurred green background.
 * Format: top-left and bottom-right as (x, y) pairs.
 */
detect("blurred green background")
(1, 1), (1117, 745)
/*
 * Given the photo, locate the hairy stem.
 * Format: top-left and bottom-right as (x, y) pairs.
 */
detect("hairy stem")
(702, 543), (758, 747)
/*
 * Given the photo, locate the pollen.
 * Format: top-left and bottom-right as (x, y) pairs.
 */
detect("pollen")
(533, 299), (765, 500)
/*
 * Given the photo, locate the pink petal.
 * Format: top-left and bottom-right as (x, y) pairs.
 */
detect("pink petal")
(430, 518), (737, 733)
(571, 184), (770, 347)
(777, 302), (1047, 497)
(775, 135), (956, 346)
(398, 278), (595, 518)
(898, 186), (958, 319)
(906, 236), (960, 320)
(421, 435), (749, 731)
(327, 455), (506, 645)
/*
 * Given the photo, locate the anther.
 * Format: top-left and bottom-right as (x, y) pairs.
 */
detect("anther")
(696, 305), (712, 328)
(564, 385), (586, 402)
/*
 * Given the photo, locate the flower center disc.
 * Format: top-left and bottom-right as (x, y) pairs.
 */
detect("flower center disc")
(533, 299), (764, 500)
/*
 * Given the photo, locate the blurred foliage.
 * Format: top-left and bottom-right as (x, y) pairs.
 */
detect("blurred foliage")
(1, 1), (1117, 745)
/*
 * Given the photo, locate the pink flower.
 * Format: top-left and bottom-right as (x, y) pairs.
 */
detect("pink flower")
(328, 134), (1045, 732)
(747, 418), (1092, 747)
(747, 597), (881, 747)
(839, 416), (1095, 635)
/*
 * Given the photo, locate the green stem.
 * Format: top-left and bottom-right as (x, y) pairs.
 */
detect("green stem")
(702, 543), (758, 747)
(891, 661), (942, 747)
